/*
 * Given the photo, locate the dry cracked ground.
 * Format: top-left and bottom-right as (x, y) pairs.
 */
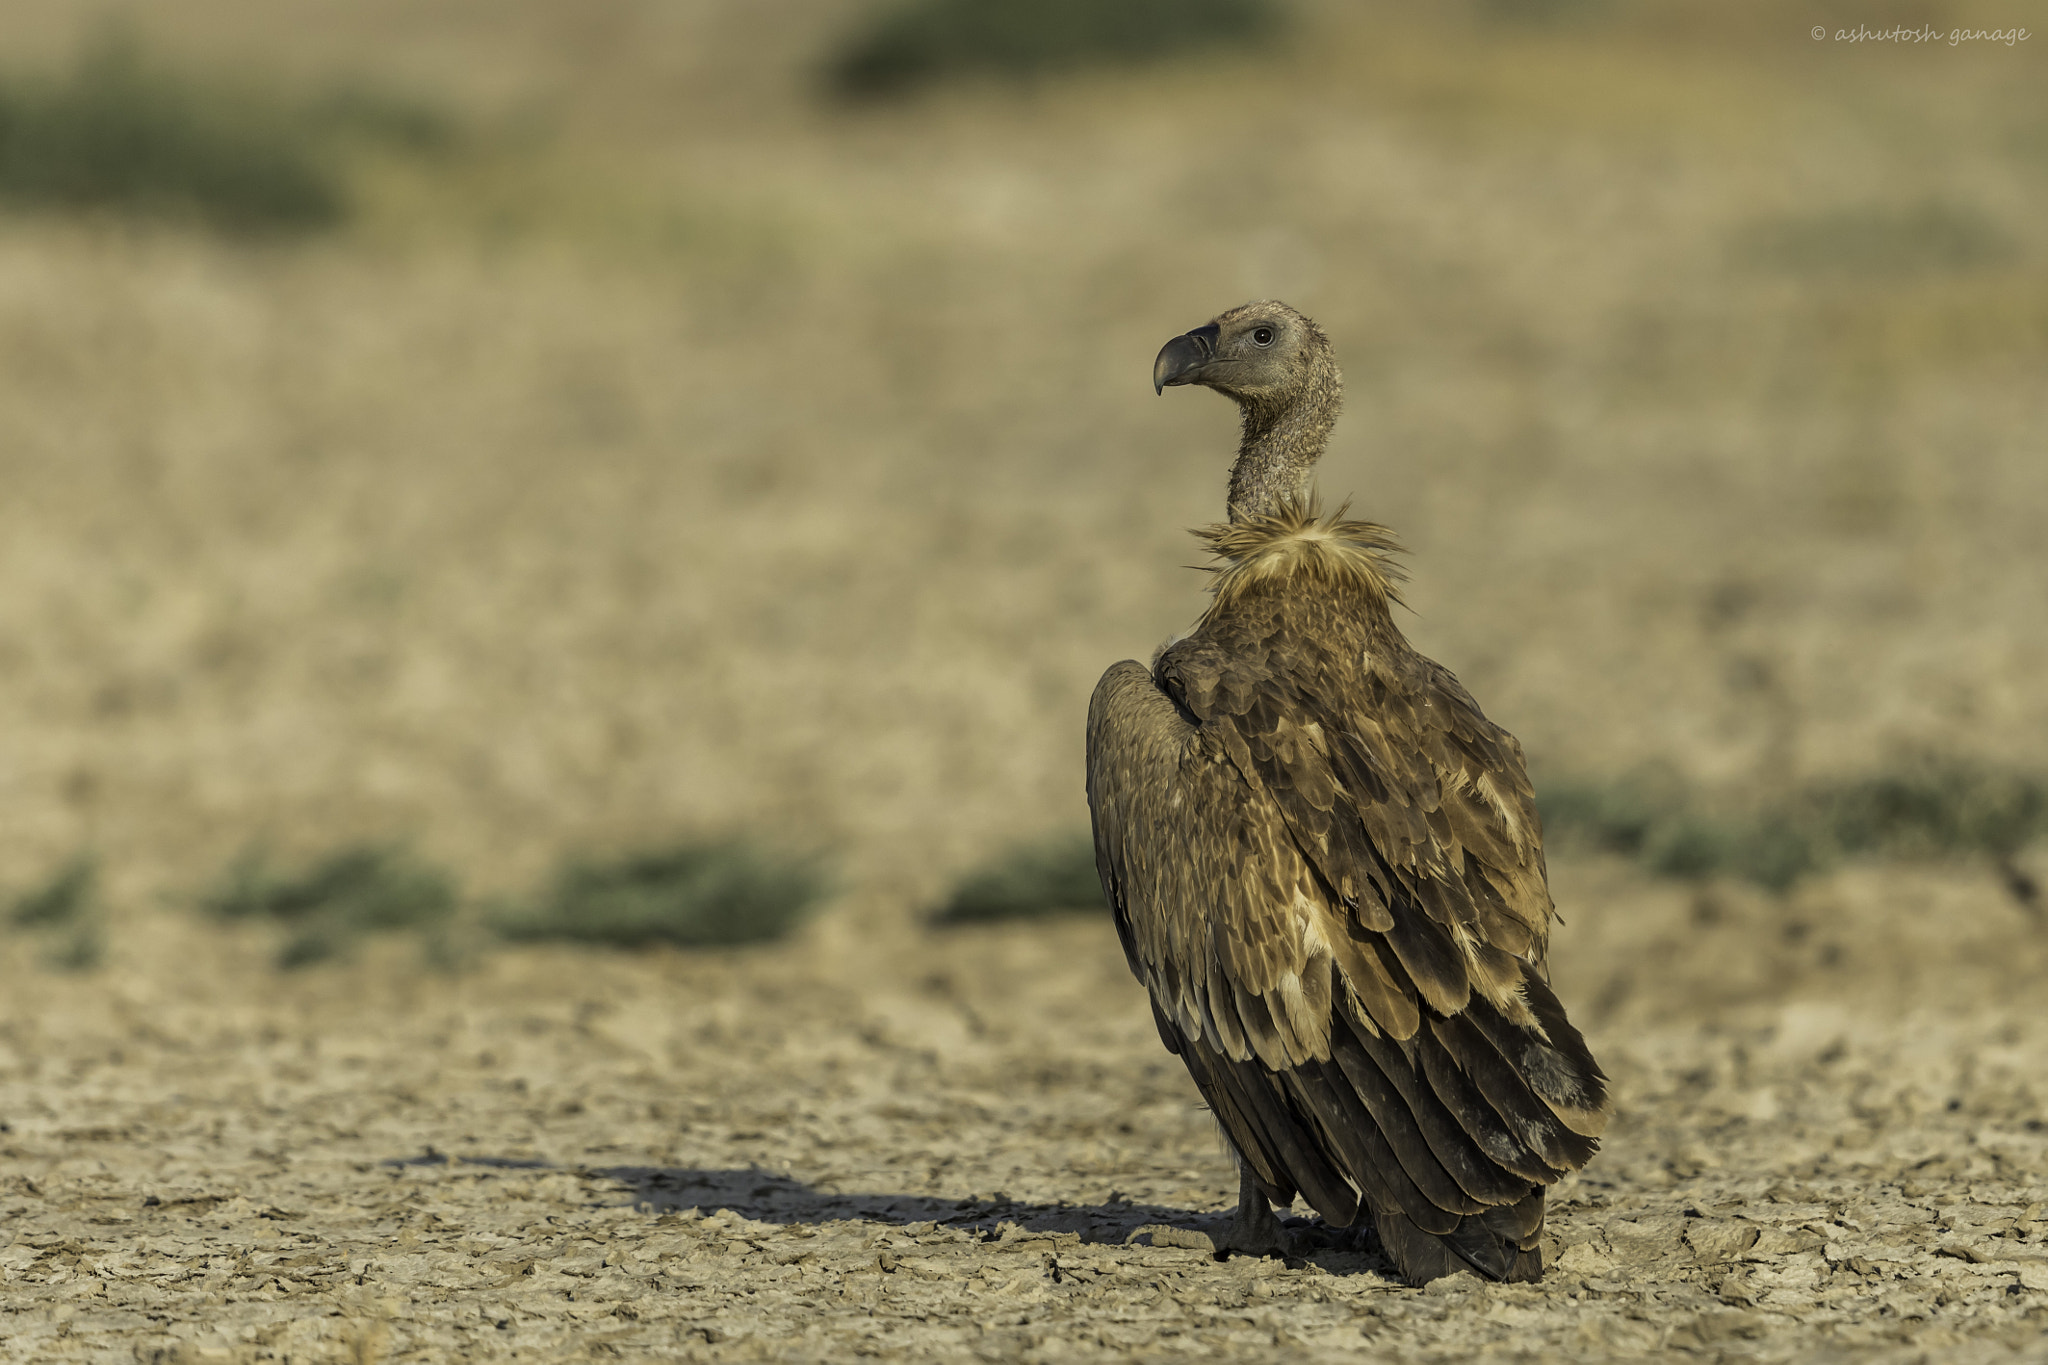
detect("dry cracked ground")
(4, 859), (2048, 1363)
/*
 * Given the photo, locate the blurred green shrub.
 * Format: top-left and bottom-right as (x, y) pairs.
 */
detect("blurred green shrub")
(1816, 766), (2046, 862)
(0, 36), (456, 233)
(934, 832), (1105, 923)
(0, 38), (342, 231)
(1472, 0), (1603, 25)
(303, 84), (458, 155)
(1531, 774), (1680, 860)
(825, 0), (1283, 99)
(8, 853), (96, 927)
(204, 845), (458, 967)
(1733, 201), (2014, 278)
(1533, 774), (1817, 891)
(1540, 762), (2048, 895)
(6, 854), (103, 970)
(493, 841), (823, 949)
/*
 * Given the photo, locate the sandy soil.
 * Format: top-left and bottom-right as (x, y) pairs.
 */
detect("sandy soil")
(5, 856), (2048, 1363)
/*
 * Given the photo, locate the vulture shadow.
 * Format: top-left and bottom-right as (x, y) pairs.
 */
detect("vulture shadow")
(594, 1165), (1396, 1276)
(379, 1152), (1396, 1277)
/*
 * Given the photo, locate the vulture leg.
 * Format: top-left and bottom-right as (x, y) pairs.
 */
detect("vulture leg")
(1210, 1163), (1292, 1258)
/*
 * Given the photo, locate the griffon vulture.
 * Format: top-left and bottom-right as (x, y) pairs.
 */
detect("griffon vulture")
(1086, 302), (1608, 1284)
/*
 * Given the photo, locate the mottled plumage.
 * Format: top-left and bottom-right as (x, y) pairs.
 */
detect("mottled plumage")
(1089, 302), (1607, 1284)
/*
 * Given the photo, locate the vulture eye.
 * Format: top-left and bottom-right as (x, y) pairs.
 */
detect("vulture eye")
(1251, 326), (1275, 347)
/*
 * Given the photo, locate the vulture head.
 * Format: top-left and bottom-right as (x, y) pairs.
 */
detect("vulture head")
(1151, 300), (1336, 409)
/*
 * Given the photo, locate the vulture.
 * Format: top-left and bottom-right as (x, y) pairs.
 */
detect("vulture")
(1086, 302), (1608, 1285)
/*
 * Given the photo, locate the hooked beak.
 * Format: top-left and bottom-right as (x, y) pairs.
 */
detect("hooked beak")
(1152, 322), (1220, 394)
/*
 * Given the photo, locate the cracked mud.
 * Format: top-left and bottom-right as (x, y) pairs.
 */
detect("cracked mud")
(4, 860), (2046, 1362)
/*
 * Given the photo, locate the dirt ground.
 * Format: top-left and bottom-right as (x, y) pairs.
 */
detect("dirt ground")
(5, 854), (2048, 1363)
(2, 1), (2047, 1360)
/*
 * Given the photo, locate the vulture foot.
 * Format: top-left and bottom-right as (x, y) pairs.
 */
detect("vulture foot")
(1204, 1167), (1295, 1259)
(1125, 1169), (1299, 1259)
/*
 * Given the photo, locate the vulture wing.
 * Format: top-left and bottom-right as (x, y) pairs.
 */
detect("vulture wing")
(1086, 505), (1608, 1284)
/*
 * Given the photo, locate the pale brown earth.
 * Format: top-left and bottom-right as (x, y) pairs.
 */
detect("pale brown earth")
(5, 859), (2048, 1362)
(3, 1), (2048, 1361)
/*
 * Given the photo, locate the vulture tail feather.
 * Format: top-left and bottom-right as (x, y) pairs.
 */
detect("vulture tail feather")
(1367, 1207), (1536, 1286)
(1429, 1010), (1598, 1173)
(1334, 1010), (1536, 1206)
(1479, 1189), (1547, 1244)
(1280, 1064), (1416, 1227)
(1414, 1025), (1560, 1184)
(1500, 973), (1611, 1135)
(1280, 1062), (1457, 1234)
(1316, 1031), (1486, 1216)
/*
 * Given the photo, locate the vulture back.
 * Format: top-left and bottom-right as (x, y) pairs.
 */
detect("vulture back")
(1087, 500), (1609, 1283)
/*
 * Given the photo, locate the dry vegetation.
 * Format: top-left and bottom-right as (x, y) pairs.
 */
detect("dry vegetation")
(2, 0), (2047, 1359)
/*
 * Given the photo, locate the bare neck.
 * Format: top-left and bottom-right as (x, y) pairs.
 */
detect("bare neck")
(1224, 371), (1341, 522)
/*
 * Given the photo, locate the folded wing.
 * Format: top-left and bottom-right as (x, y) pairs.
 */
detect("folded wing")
(1086, 527), (1608, 1283)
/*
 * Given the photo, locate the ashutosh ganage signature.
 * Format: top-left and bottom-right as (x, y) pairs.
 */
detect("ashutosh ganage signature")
(1818, 24), (2030, 44)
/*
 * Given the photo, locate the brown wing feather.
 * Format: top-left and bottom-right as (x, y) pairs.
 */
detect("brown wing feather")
(1087, 502), (1607, 1285)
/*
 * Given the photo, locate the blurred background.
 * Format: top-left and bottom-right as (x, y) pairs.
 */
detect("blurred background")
(1, 0), (2045, 970)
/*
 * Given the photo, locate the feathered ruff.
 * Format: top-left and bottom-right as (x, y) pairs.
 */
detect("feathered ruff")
(1194, 496), (1407, 615)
